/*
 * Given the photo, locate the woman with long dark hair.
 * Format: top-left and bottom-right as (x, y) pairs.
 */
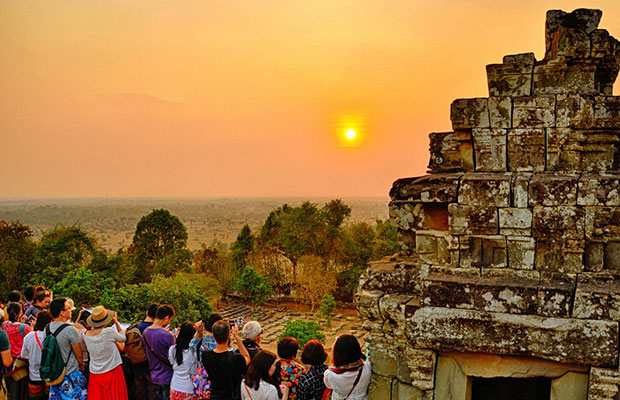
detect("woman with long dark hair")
(323, 335), (371, 400)
(168, 322), (199, 400)
(241, 350), (289, 400)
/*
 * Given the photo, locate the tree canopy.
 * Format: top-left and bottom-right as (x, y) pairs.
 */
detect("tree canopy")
(132, 209), (189, 281)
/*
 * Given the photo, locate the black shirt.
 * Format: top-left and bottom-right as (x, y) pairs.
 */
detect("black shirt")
(240, 340), (261, 361)
(202, 350), (247, 400)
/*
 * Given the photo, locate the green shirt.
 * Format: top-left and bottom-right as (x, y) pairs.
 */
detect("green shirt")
(0, 330), (10, 352)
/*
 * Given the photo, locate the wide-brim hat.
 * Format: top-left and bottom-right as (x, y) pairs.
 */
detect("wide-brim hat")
(87, 305), (115, 328)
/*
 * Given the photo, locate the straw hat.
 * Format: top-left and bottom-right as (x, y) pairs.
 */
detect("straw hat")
(87, 305), (115, 328)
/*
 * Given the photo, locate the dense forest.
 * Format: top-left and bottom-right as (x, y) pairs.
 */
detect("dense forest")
(0, 199), (397, 324)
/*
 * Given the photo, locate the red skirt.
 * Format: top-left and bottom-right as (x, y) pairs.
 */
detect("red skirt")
(87, 365), (128, 400)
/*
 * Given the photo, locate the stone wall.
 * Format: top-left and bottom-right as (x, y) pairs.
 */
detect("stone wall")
(356, 9), (620, 400)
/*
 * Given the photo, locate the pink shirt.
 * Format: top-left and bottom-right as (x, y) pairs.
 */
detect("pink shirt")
(3, 321), (32, 357)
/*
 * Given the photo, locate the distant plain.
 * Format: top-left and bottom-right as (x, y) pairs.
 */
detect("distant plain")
(0, 197), (389, 251)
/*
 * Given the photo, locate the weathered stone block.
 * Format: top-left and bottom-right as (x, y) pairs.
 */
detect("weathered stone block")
(404, 348), (436, 390)
(395, 382), (425, 400)
(459, 235), (507, 268)
(511, 174), (531, 207)
(415, 230), (459, 266)
(370, 346), (398, 377)
(390, 174), (461, 202)
(472, 128), (507, 172)
(507, 236), (536, 270)
(488, 96), (512, 128)
(606, 241), (620, 270)
(355, 289), (384, 321)
(594, 96), (620, 128)
(529, 174), (578, 206)
(537, 274), (576, 318)
(513, 95), (555, 128)
(450, 98), (489, 130)
(535, 237), (585, 273)
(565, 61), (597, 93)
(585, 241), (605, 272)
(585, 206), (620, 239)
(486, 54), (534, 97)
(481, 267), (540, 281)
(390, 202), (449, 232)
(368, 375), (393, 400)
(474, 276), (539, 314)
(421, 272), (477, 309)
(533, 59), (567, 95)
(591, 29), (618, 59)
(578, 174), (620, 206)
(546, 128), (620, 171)
(507, 128), (546, 172)
(407, 307), (619, 366)
(458, 173), (510, 207)
(545, 9), (602, 58)
(534, 58), (597, 95)
(499, 208), (532, 236)
(588, 366), (620, 400)
(549, 26), (591, 59)
(448, 204), (498, 235)
(550, 372), (588, 400)
(434, 355), (469, 400)
(397, 229), (416, 257)
(380, 294), (412, 330)
(427, 132), (474, 173)
(361, 259), (424, 295)
(556, 94), (594, 128)
(573, 275), (620, 320)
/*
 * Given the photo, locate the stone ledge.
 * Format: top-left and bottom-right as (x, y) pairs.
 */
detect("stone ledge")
(407, 307), (619, 366)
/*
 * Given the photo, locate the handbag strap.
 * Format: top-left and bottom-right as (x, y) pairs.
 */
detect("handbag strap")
(143, 330), (172, 367)
(34, 332), (43, 350)
(344, 367), (364, 399)
(243, 383), (254, 400)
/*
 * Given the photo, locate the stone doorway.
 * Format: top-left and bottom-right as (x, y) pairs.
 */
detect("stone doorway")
(471, 376), (550, 400)
(434, 352), (588, 400)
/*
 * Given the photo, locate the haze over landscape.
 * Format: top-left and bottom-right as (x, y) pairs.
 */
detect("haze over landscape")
(4, 1), (620, 199)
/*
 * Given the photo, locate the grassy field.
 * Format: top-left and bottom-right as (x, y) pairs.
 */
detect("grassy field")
(0, 197), (389, 251)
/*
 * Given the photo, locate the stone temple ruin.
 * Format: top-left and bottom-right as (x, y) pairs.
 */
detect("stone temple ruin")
(355, 9), (620, 400)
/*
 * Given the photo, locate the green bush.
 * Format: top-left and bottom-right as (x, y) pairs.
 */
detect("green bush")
(99, 273), (215, 326)
(319, 294), (336, 325)
(235, 266), (272, 304)
(279, 320), (325, 348)
(52, 267), (116, 307)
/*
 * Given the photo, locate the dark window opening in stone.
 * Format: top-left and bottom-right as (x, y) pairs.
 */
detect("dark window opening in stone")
(422, 203), (449, 231)
(471, 376), (551, 400)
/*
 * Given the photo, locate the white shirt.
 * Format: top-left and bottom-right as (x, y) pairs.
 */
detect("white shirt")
(240, 379), (279, 400)
(20, 330), (46, 381)
(324, 361), (372, 400)
(82, 327), (126, 374)
(168, 344), (198, 394)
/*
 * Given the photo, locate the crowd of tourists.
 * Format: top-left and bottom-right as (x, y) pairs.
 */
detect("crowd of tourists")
(0, 287), (371, 400)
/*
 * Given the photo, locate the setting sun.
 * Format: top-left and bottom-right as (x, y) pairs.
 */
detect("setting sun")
(345, 128), (356, 140)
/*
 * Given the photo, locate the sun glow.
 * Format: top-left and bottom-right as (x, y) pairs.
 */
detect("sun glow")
(335, 115), (366, 147)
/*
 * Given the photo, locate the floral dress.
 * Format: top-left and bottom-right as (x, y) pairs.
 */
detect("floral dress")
(279, 359), (305, 400)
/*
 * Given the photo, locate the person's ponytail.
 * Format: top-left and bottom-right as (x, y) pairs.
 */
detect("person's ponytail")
(7, 303), (21, 323)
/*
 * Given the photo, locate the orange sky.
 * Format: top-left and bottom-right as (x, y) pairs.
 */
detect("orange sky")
(3, 1), (620, 198)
